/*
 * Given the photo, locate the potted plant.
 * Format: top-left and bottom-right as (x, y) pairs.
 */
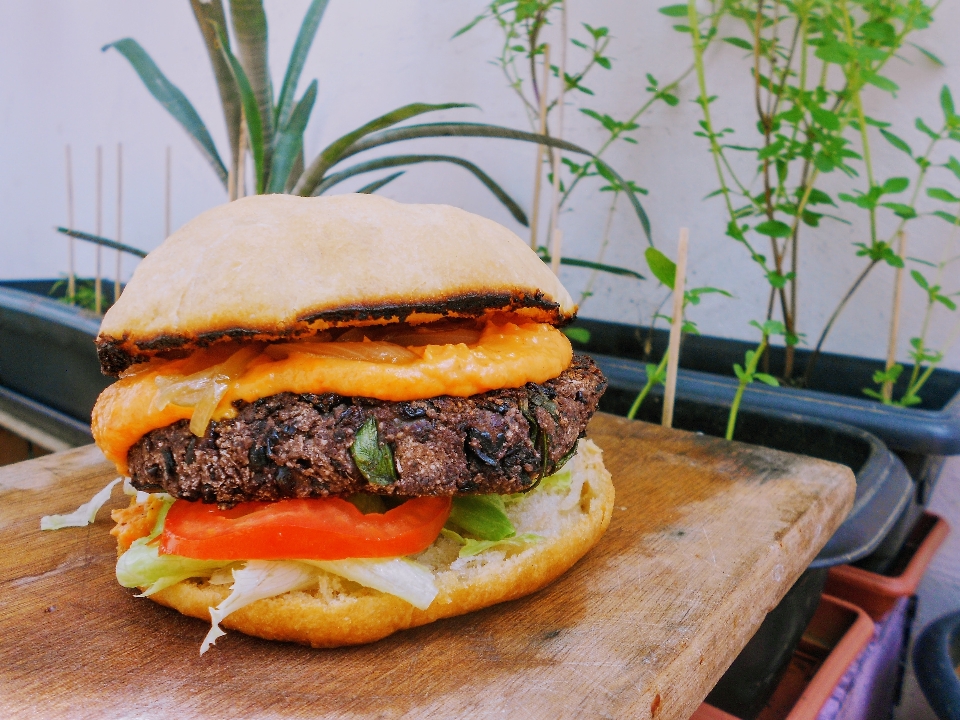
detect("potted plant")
(568, 0), (960, 504)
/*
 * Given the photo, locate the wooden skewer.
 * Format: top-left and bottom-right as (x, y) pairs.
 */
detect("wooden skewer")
(662, 228), (690, 429)
(529, 43), (550, 250)
(551, 228), (563, 276)
(882, 231), (908, 402)
(64, 145), (75, 300)
(165, 146), (172, 238)
(547, 5), (568, 270)
(115, 143), (123, 303)
(95, 146), (103, 315)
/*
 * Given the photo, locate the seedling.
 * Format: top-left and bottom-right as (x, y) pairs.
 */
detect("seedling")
(627, 247), (730, 420)
(726, 321), (786, 441)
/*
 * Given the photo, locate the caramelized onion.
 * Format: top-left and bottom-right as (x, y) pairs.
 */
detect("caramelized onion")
(152, 346), (261, 436)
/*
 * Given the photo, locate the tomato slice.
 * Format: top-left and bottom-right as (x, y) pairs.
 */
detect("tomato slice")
(159, 496), (452, 561)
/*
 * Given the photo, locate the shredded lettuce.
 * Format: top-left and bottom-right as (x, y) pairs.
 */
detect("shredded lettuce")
(302, 557), (438, 610)
(539, 465), (573, 493)
(440, 528), (543, 558)
(116, 539), (228, 596)
(40, 478), (122, 530)
(202, 560), (318, 654)
(447, 494), (515, 540)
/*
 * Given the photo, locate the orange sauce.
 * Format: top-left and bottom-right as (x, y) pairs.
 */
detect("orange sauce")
(92, 320), (572, 474)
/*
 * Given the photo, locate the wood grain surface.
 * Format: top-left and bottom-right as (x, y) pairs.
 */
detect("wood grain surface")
(0, 413), (855, 720)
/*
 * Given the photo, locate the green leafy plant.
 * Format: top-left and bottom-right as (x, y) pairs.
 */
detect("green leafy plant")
(679, 0), (937, 382)
(456, 1), (709, 300)
(626, 247), (731, 420)
(105, 0), (646, 231)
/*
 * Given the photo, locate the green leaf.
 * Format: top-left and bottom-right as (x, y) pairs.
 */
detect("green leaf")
(927, 187), (960, 203)
(810, 107), (841, 131)
(754, 219), (793, 238)
(724, 37), (753, 50)
(274, 0), (329, 132)
(863, 72), (898, 94)
(213, 22), (266, 193)
(733, 363), (747, 382)
(103, 39), (227, 187)
(563, 327), (591, 344)
(909, 42), (944, 66)
(882, 177), (909, 194)
(350, 417), (397, 486)
(941, 85), (956, 121)
(554, 257), (645, 279)
(451, 9), (490, 39)
(356, 171), (404, 194)
(189, 0), (241, 183)
(658, 4), (688, 17)
(294, 103), (476, 195)
(911, 269), (930, 290)
(915, 117), (940, 140)
(645, 247), (676, 289)
(312, 154), (528, 226)
(936, 294), (958, 311)
(229, 0), (275, 165)
(315, 122), (652, 244)
(879, 129), (912, 156)
(55, 227), (148, 258)
(266, 80), (317, 194)
(881, 202), (917, 219)
(754, 373), (780, 387)
(933, 210), (960, 225)
(448, 495), (515, 541)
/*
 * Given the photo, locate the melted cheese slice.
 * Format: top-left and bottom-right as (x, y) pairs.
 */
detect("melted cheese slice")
(92, 321), (572, 474)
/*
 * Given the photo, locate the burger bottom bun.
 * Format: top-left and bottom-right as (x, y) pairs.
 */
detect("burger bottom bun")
(146, 439), (614, 648)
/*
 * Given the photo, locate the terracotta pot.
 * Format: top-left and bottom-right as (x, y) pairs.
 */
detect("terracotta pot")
(825, 512), (950, 621)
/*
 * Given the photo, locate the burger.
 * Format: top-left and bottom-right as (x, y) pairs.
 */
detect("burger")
(90, 193), (613, 653)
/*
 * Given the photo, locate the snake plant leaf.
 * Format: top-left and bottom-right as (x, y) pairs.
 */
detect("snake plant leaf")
(189, 0), (241, 183)
(292, 103), (477, 195)
(229, 0), (274, 165)
(325, 122), (651, 243)
(312, 154), (528, 226)
(356, 172), (405, 194)
(275, 0), (329, 131)
(103, 38), (227, 187)
(56, 227), (147, 258)
(537, 252), (645, 280)
(267, 80), (318, 194)
(214, 23), (266, 194)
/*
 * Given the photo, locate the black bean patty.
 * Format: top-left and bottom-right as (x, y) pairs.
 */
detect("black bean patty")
(128, 354), (606, 505)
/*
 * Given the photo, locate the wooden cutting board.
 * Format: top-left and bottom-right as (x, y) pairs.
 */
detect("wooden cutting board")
(0, 413), (854, 720)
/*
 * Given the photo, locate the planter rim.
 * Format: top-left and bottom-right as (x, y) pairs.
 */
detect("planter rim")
(0, 285), (102, 337)
(827, 512), (950, 600)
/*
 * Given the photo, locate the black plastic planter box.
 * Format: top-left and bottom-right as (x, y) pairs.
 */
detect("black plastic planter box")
(572, 317), (960, 502)
(599, 378), (914, 720)
(0, 282), (110, 427)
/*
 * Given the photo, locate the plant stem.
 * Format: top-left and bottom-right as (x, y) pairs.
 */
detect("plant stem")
(804, 259), (879, 384)
(727, 335), (769, 441)
(628, 352), (669, 421)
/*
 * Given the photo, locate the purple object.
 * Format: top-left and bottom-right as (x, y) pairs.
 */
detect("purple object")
(816, 597), (912, 720)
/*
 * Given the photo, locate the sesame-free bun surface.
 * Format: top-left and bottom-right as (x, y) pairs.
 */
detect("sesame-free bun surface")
(146, 440), (613, 649)
(97, 194), (576, 375)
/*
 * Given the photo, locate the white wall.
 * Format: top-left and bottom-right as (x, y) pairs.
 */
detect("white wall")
(0, 0), (958, 370)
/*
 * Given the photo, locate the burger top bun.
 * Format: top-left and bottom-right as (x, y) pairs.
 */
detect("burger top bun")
(96, 194), (576, 375)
